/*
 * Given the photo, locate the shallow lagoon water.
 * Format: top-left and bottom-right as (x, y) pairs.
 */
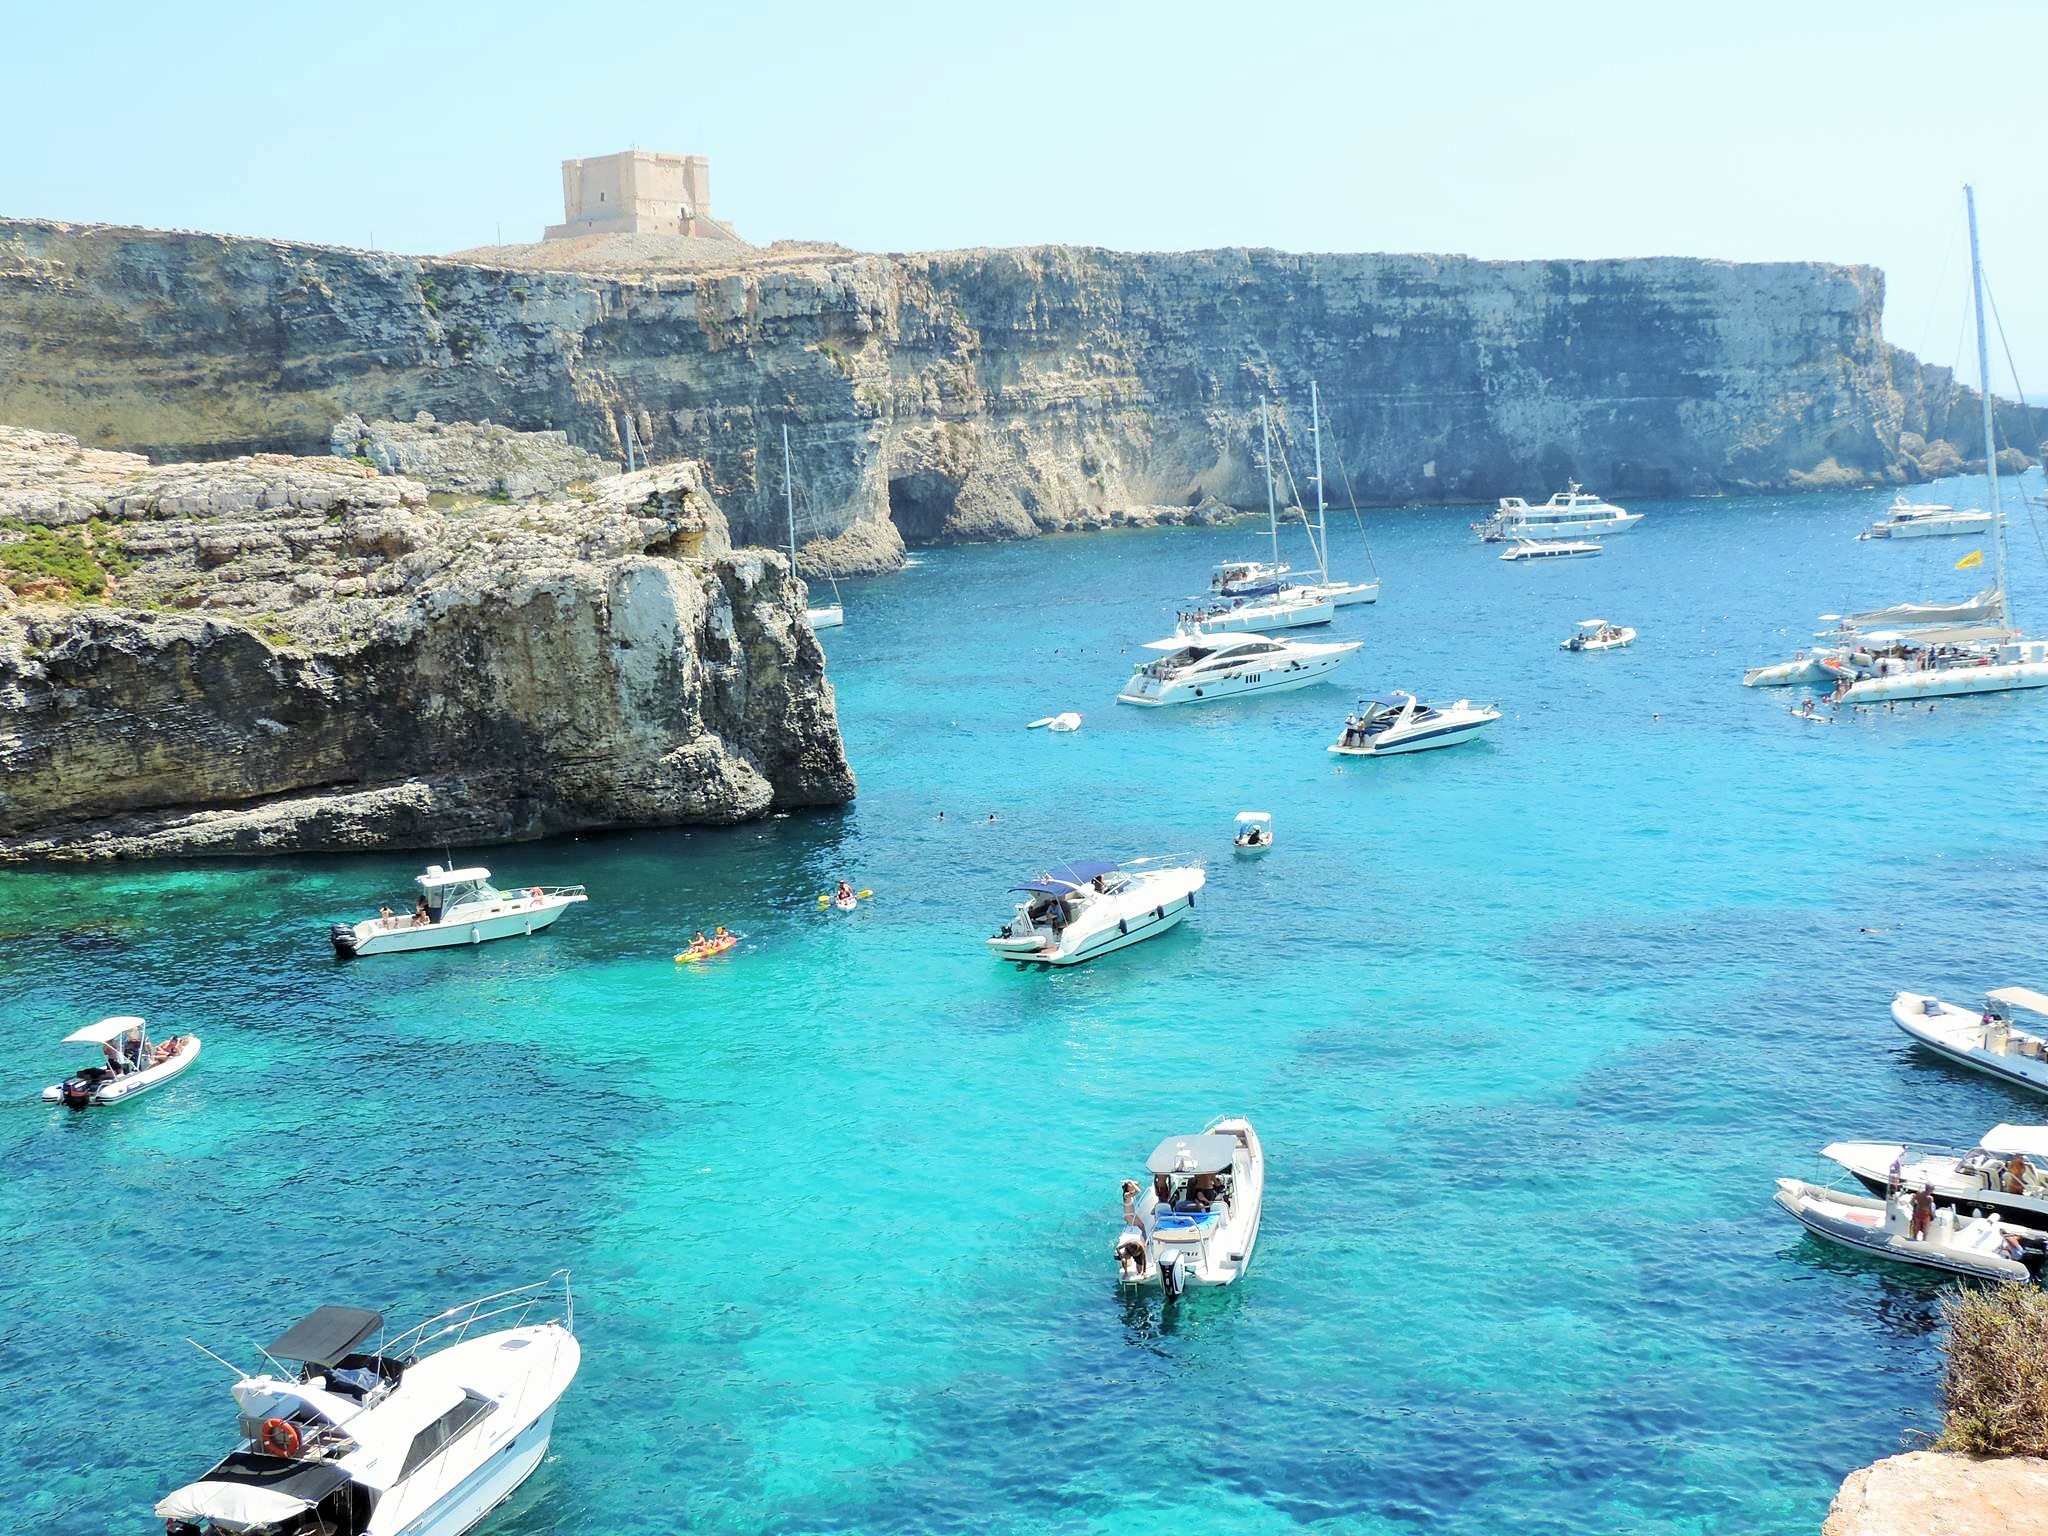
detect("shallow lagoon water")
(6, 473), (2048, 1533)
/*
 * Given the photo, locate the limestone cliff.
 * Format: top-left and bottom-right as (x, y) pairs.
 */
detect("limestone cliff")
(0, 426), (853, 862)
(3, 217), (2039, 575)
(1824, 1451), (2048, 1535)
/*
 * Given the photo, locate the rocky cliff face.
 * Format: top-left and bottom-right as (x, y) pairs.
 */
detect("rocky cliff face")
(1824, 1451), (2048, 1535)
(2, 218), (2038, 575)
(0, 426), (853, 861)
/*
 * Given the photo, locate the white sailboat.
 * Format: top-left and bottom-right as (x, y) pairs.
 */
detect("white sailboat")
(1747, 189), (2048, 701)
(1287, 385), (1380, 606)
(783, 425), (843, 631)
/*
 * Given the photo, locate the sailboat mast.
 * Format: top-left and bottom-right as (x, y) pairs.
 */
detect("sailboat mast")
(1261, 399), (1278, 572)
(1310, 380), (1330, 582)
(782, 424), (798, 574)
(1965, 185), (2010, 627)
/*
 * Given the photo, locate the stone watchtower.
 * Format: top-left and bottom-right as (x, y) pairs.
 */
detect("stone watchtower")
(543, 150), (726, 240)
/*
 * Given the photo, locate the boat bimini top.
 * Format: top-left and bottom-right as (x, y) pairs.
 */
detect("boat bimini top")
(1234, 811), (1272, 826)
(1988, 987), (2048, 1020)
(1982, 1124), (2048, 1160)
(267, 1305), (387, 1368)
(1011, 859), (1121, 897)
(63, 1014), (146, 1046)
(1147, 1133), (1238, 1176)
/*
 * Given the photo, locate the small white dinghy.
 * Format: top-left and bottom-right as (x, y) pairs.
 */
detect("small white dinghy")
(1773, 1177), (2043, 1282)
(1115, 1117), (1264, 1298)
(1232, 811), (1273, 852)
(1560, 619), (1635, 652)
(331, 865), (588, 958)
(1026, 712), (1083, 732)
(43, 1016), (200, 1109)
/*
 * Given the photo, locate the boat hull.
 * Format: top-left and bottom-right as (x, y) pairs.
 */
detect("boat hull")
(1498, 514), (1641, 540)
(1328, 713), (1499, 756)
(371, 1402), (560, 1536)
(1825, 1140), (2048, 1229)
(43, 1036), (202, 1106)
(1863, 515), (1995, 540)
(1843, 658), (2048, 704)
(337, 895), (580, 957)
(1773, 1178), (2029, 1282)
(806, 605), (845, 630)
(1187, 597), (1335, 634)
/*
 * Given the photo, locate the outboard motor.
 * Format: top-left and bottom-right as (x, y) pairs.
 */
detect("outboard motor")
(330, 923), (359, 958)
(1159, 1250), (1187, 1300)
(59, 1077), (93, 1111)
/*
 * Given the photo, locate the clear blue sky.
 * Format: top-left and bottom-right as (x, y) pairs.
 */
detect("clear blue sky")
(5, 0), (2041, 388)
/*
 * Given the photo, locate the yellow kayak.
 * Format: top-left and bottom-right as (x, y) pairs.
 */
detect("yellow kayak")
(674, 935), (739, 963)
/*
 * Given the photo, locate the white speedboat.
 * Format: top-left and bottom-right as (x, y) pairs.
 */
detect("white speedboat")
(156, 1275), (579, 1536)
(1328, 692), (1500, 756)
(1893, 987), (2048, 1095)
(1824, 1124), (2048, 1229)
(1179, 590), (1334, 635)
(987, 856), (1205, 966)
(1232, 811), (1273, 851)
(1743, 651), (1842, 688)
(1117, 633), (1359, 706)
(1773, 1177), (2041, 1283)
(42, 1016), (200, 1109)
(1114, 1117), (1264, 1298)
(1499, 538), (1603, 562)
(1561, 619), (1635, 652)
(331, 867), (588, 958)
(1211, 558), (1290, 599)
(1857, 495), (1995, 540)
(1475, 482), (1641, 542)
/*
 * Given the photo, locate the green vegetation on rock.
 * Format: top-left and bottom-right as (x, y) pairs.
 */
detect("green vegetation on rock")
(0, 516), (135, 599)
(1935, 1283), (2048, 1456)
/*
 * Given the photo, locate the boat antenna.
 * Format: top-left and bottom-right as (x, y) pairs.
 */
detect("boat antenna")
(782, 424), (798, 577)
(1310, 380), (1331, 582)
(1261, 399), (1278, 573)
(1966, 184), (2011, 629)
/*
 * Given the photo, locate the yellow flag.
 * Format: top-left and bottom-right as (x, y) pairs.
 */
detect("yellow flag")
(1956, 549), (1985, 570)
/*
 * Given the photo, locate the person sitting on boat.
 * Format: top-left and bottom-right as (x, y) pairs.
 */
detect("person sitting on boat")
(1909, 1186), (1935, 1241)
(150, 1035), (184, 1066)
(413, 895), (432, 927)
(2000, 1227), (2027, 1264)
(693, 930), (707, 948)
(101, 1026), (143, 1076)
(1184, 1171), (1224, 1210)
(835, 881), (856, 904)
(2008, 1155), (2030, 1196)
(715, 925), (729, 941)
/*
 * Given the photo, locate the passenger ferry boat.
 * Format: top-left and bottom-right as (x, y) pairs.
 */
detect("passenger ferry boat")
(1118, 633), (1358, 706)
(1475, 483), (1640, 542)
(156, 1275), (579, 1536)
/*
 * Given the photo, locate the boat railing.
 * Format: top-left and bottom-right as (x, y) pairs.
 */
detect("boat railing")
(383, 1270), (574, 1359)
(1120, 853), (1203, 875)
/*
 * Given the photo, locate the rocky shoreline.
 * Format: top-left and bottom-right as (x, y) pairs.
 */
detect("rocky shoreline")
(1825, 1451), (2048, 1535)
(7, 219), (2042, 576)
(0, 424), (853, 862)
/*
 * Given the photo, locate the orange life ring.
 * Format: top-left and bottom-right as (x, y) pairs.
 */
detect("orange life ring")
(260, 1417), (301, 1457)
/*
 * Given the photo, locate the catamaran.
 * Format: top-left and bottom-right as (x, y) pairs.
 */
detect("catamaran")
(1746, 188), (2048, 703)
(783, 425), (843, 631)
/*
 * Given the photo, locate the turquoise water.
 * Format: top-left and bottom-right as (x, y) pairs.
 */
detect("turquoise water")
(7, 473), (2048, 1534)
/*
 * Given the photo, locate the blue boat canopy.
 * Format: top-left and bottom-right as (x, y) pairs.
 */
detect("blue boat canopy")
(1012, 858), (1118, 895)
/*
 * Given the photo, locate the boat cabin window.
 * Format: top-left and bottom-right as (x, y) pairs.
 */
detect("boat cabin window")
(399, 1391), (494, 1478)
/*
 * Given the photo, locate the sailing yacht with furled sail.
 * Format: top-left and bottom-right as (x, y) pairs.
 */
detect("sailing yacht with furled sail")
(1287, 383), (1381, 607)
(783, 426), (843, 631)
(1744, 187), (2048, 702)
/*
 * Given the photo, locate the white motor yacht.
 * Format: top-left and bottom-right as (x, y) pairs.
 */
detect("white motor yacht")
(1114, 1117), (1264, 1298)
(1232, 811), (1273, 851)
(1824, 1124), (2048, 1230)
(1179, 590), (1335, 635)
(1475, 482), (1641, 542)
(1561, 619), (1635, 652)
(987, 856), (1205, 966)
(1773, 1178), (2042, 1282)
(1893, 987), (2048, 1095)
(1118, 633), (1359, 707)
(43, 1015), (200, 1109)
(156, 1276), (579, 1536)
(1499, 538), (1603, 562)
(1328, 692), (1500, 756)
(1857, 494), (1995, 540)
(331, 867), (588, 958)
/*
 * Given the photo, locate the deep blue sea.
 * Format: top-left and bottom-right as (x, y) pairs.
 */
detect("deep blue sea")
(7, 472), (2048, 1534)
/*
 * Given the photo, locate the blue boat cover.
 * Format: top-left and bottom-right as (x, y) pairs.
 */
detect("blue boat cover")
(1011, 858), (1118, 894)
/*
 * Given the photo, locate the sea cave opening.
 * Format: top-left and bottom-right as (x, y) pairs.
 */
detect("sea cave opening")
(887, 471), (961, 544)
